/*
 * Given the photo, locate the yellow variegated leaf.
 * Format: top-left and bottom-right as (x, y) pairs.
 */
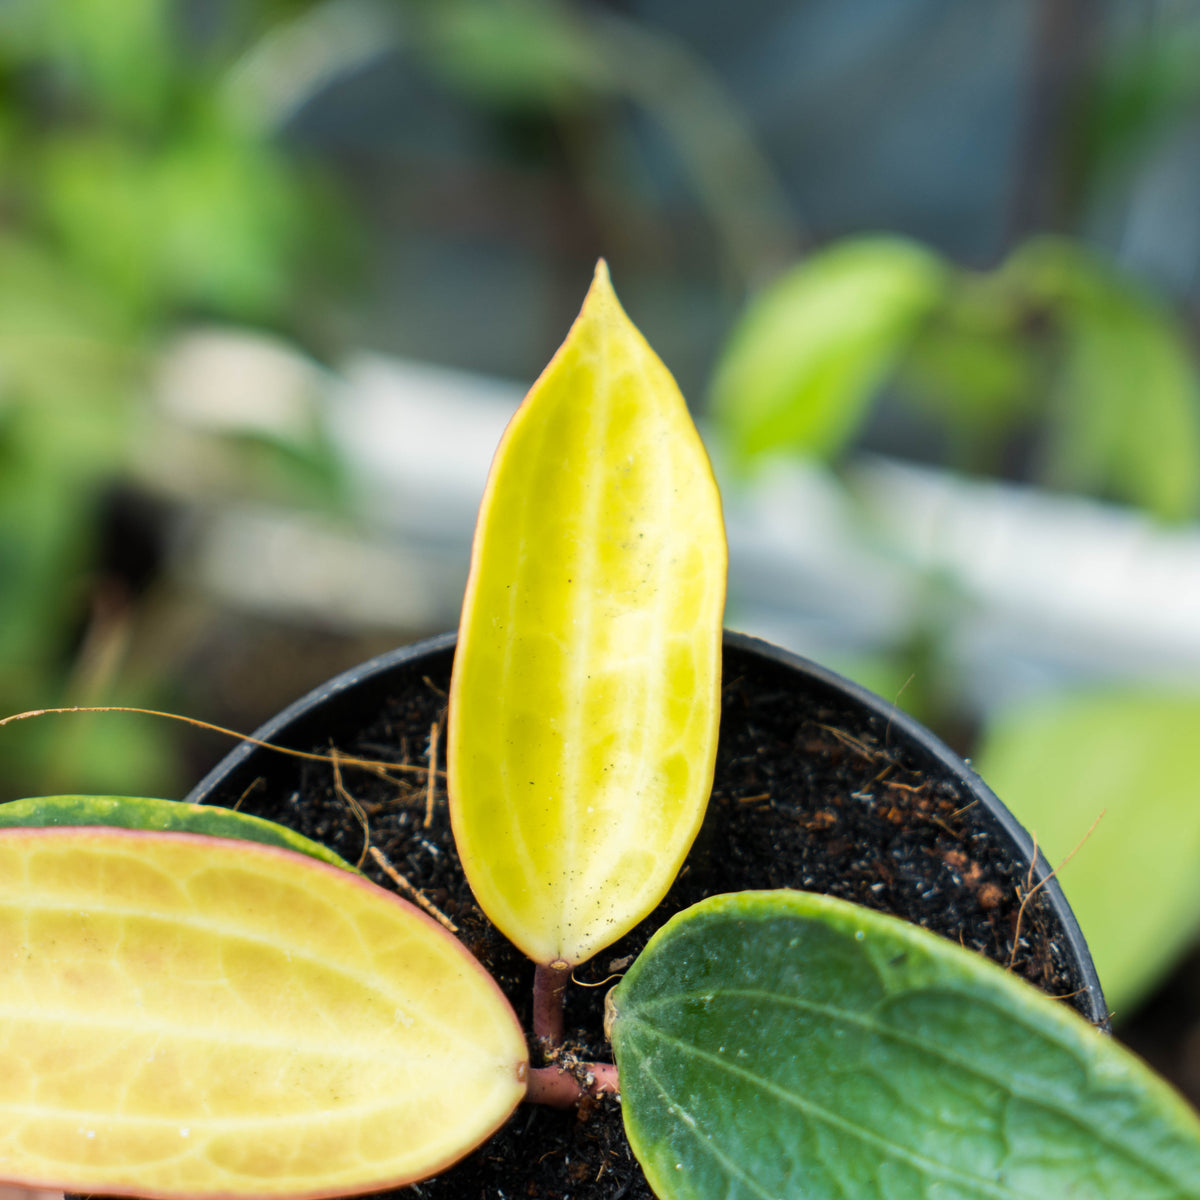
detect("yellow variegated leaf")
(0, 827), (527, 1200)
(449, 261), (726, 967)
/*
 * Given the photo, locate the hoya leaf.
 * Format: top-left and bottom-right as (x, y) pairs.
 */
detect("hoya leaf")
(0, 794), (356, 871)
(975, 689), (1200, 1015)
(610, 890), (1200, 1200)
(449, 261), (726, 967)
(711, 236), (947, 467)
(0, 827), (527, 1199)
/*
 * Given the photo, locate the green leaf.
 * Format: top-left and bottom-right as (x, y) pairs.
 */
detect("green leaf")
(0, 794), (357, 872)
(0, 826), (527, 1198)
(41, 124), (309, 323)
(449, 260), (726, 967)
(711, 236), (947, 466)
(899, 275), (1037, 467)
(39, 135), (165, 320)
(24, 0), (176, 124)
(1012, 237), (1200, 520)
(153, 125), (309, 321)
(975, 689), (1200, 1015)
(905, 318), (1034, 426)
(610, 890), (1200, 1200)
(1063, 294), (1200, 520)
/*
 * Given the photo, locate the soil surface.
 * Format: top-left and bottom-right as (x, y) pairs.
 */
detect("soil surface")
(211, 642), (1094, 1200)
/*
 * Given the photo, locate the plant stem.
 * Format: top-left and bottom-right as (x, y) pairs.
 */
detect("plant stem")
(533, 960), (570, 1048)
(525, 1062), (620, 1109)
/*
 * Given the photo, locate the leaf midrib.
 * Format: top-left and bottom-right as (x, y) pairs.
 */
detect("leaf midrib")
(4, 899), (490, 1052)
(622, 989), (1188, 1196)
(1, 1071), (517, 1128)
(630, 1029), (1050, 1200)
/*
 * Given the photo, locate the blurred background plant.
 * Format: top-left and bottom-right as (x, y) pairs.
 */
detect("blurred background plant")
(709, 227), (1200, 1035)
(0, 0), (351, 797)
(1, 0), (1199, 1102)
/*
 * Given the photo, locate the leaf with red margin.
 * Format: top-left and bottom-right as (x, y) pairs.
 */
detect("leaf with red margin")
(0, 827), (527, 1199)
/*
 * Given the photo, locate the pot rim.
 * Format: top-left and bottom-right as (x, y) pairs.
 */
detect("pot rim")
(187, 627), (1109, 1027)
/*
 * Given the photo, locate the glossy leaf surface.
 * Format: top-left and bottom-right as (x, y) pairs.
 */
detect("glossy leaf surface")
(0, 794), (355, 871)
(449, 261), (726, 966)
(711, 236), (946, 466)
(0, 827), (527, 1199)
(976, 689), (1200, 1014)
(610, 890), (1200, 1200)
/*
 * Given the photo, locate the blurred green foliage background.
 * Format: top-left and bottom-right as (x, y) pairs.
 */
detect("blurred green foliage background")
(2, 0), (1200, 1089)
(0, 0), (349, 796)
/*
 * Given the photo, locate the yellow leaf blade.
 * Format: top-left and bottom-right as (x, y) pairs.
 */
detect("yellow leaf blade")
(0, 828), (527, 1199)
(449, 261), (727, 966)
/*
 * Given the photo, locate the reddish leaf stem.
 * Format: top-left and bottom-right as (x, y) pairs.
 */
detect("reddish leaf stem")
(525, 1062), (620, 1108)
(533, 960), (570, 1048)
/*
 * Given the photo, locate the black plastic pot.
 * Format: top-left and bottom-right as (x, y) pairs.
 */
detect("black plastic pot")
(188, 628), (1107, 1027)
(177, 628), (1118, 1199)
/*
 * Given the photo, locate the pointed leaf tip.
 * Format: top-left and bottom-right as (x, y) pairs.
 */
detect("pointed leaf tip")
(450, 268), (726, 966)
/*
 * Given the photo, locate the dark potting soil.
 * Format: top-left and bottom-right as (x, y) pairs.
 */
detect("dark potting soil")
(221, 643), (1092, 1200)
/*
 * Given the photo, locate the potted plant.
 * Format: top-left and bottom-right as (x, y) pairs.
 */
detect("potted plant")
(1, 264), (1198, 1200)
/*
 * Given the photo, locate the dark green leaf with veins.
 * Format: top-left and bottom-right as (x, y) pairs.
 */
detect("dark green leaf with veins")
(609, 890), (1200, 1200)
